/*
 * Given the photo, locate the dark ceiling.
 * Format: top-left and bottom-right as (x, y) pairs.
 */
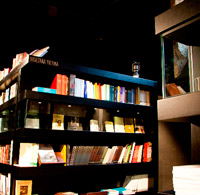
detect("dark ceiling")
(0, 0), (170, 89)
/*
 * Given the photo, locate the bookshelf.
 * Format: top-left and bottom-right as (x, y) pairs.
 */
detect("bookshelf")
(155, 0), (200, 193)
(0, 56), (158, 195)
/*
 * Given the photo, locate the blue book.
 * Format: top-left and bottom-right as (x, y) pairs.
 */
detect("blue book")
(32, 87), (57, 94)
(84, 80), (87, 98)
(131, 89), (135, 104)
(110, 85), (115, 101)
(127, 89), (135, 104)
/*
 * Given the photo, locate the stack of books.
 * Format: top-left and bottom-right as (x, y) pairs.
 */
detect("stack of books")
(173, 165), (200, 195)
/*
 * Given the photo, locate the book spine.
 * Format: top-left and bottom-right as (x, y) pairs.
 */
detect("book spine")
(61, 75), (68, 95)
(51, 74), (62, 95)
(110, 85), (115, 101)
(33, 87), (57, 94)
(69, 74), (76, 96)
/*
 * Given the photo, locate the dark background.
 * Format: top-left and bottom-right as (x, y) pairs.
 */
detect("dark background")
(0, 0), (170, 94)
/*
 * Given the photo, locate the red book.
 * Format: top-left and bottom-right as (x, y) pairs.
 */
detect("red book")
(131, 145), (140, 163)
(98, 83), (102, 100)
(51, 74), (62, 95)
(61, 75), (68, 95)
(143, 142), (152, 162)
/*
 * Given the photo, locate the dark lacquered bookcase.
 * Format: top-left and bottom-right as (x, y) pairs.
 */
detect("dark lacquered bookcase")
(0, 56), (158, 195)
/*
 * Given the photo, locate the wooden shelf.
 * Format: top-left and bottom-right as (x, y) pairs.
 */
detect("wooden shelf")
(12, 162), (153, 177)
(14, 128), (151, 145)
(158, 92), (200, 122)
(155, 0), (200, 45)
(18, 90), (153, 113)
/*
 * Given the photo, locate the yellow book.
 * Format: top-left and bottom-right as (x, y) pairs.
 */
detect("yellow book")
(124, 118), (134, 133)
(94, 82), (98, 99)
(117, 86), (120, 102)
(114, 116), (125, 133)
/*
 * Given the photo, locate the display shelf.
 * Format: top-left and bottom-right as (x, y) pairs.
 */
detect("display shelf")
(0, 56), (158, 195)
(0, 163), (12, 173)
(12, 162), (153, 178)
(18, 90), (153, 113)
(13, 128), (153, 145)
(0, 97), (16, 112)
(158, 91), (200, 122)
(0, 131), (14, 141)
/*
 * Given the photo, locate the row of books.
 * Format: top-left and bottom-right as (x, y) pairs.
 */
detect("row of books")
(90, 117), (144, 133)
(0, 143), (13, 165)
(0, 173), (10, 195)
(17, 142), (152, 167)
(0, 47), (50, 83)
(25, 113), (145, 134)
(68, 142), (152, 166)
(0, 83), (17, 105)
(32, 74), (150, 106)
(0, 68), (11, 82)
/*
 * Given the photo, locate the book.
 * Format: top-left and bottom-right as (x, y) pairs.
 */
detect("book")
(51, 74), (62, 95)
(127, 89), (135, 104)
(135, 87), (140, 105)
(10, 83), (17, 99)
(123, 144), (132, 163)
(38, 144), (58, 165)
(123, 174), (148, 192)
(90, 119), (99, 132)
(112, 146), (123, 163)
(52, 114), (64, 130)
(15, 180), (32, 195)
(69, 74), (76, 96)
(25, 118), (40, 129)
(129, 142), (136, 163)
(173, 165), (200, 195)
(114, 117), (125, 133)
(75, 78), (84, 98)
(118, 145), (128, 164)
(54, 145), (67, 164)
(61, 75), (68, 95)
(131, 145), (143, 163)
(18, 143), (39, 167)
(0, 173), (11, 195)
(67, 116), (83, 131)
(166, 83), (181, 96)
(105, 121), (114, 132)
(143, 142), (152, 162)
(89, 146), (100, 164)
(69, 146), (79, 165)
(124, 118), (134, 133)
(32, 86), (57, 94)
(55, 192), (78, 195)
(31, 46), (50, 57)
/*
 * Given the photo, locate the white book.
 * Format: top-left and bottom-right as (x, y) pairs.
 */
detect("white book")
(75, 78), (84, 98)
(18, 143), (39, 167)
(102, 148), (112, 164)
(105, 121), (114, 132)
(107, 146), (117, 164)
(38, 144), (58, 164)
(86, 81), (94, 99)
(129, 142), (136, 163)
(25, 118), (39, 129)
(118, 146), (127, 164)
